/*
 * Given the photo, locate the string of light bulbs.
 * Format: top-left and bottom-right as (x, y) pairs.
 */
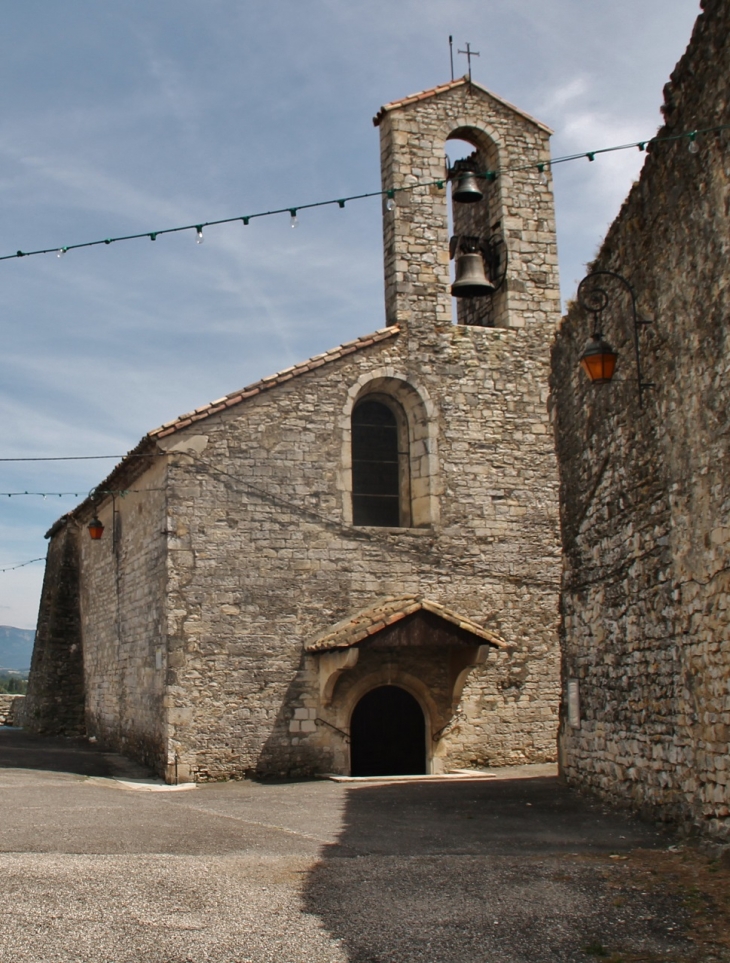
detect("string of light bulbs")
(2, 123), (726, 265)
(0, 487), (165, 498)
(2, 492), (83, 498)
(0, 454), (167, 462)
(0, 557), (45, 573)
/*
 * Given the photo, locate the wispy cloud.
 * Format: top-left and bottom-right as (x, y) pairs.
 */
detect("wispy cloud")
(0, 0), (701, 625)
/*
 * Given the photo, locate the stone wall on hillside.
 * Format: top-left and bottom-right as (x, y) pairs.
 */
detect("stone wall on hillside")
(0, 694), (25, 726)
(551, 0), (730, 839)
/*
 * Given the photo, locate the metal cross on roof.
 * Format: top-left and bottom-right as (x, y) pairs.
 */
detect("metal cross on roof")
(458, 42), (480, 81)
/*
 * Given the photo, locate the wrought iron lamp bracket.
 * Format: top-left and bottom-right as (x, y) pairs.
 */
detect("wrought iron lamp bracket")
(577, 270), (654, 408)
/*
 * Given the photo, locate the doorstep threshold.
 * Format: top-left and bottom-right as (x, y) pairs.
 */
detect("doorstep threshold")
(86, 776), (197, 792)
(328, 763), (558, 784)
(328, 770), (497, 784)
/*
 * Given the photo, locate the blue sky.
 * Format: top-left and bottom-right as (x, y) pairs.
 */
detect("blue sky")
(0, 0), (700, 627)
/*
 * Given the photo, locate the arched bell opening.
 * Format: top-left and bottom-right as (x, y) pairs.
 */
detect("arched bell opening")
(349, 684), (427, 776)
(446, 128), (505, 329)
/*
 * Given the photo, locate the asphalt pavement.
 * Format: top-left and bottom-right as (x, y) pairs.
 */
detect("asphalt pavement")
(0, 726), (725, 963)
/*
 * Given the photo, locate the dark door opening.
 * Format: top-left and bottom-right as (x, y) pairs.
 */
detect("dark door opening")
(350, 685), (426, 776)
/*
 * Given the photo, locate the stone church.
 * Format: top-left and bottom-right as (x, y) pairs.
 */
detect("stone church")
(27, 77), (562, 782)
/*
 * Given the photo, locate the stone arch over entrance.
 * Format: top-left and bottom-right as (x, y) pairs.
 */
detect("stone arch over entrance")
(337, 666), (439, 776)
(340, 369), (440, 528)
(350, 684), (426, 776)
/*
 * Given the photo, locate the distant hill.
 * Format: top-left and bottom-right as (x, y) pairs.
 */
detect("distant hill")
(0, 625), (35, 671)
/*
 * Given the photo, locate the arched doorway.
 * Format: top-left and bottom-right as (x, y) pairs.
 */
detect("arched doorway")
(350, 685), (426, 776)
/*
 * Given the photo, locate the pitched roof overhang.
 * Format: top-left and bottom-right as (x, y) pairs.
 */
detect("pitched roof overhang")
(45, 325), (400, 536)
(373, 76), (553, 134)
(149, 325), (399, 440)
(305, 595), (505, 653)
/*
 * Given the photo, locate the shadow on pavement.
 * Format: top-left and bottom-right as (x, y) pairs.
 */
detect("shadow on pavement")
(0, 726), (150, 778)
(303, 776), (696, 963)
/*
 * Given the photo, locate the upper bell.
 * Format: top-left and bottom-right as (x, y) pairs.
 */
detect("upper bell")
(451, 169), (484, 204)
(451, 251), (496, 298)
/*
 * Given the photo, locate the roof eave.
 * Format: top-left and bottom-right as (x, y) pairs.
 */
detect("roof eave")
(373, 77), (553, 135)
(306, 595), (506, 652)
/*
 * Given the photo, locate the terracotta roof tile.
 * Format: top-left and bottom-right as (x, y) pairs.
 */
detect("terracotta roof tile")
(305, 594), (506, 652)
(373, 77), (553, 134)
(147, 325), (399, 440)
(373, 78), (468, 124)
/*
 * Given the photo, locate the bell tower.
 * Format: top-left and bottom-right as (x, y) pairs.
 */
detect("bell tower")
(373, 78), (560, 333)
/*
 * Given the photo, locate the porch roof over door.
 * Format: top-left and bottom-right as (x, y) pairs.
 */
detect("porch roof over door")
(305, 594), (505, 654)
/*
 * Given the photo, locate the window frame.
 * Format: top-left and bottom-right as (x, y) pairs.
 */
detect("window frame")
(351, 393), (412, 528)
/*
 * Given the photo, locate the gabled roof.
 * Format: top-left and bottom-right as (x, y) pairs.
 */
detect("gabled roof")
(47, 325), (400, 535)
(305, 594), (506, 653)
(150, 325), (399, 440)
(373, 76), (553, 135)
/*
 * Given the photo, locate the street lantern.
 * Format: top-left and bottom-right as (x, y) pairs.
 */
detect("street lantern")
(88, 517), (104, 540)
(579, 333), (618, 384)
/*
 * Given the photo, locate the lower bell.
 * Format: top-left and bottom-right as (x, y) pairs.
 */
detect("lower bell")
(451, 252), (496, 298)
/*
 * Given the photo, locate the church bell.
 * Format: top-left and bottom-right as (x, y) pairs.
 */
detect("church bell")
(451, 251), (495, 298)
(451, 169), (484, 204)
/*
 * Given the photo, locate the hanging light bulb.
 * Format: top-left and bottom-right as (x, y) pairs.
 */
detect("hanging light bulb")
(688, 132), (699, 154)
(537, 164), (549, 186)
(57, 247), (68, 258)
(385, 190), (395, 212)
(290, 209), (298, 228)
(195, 226), (204, 244)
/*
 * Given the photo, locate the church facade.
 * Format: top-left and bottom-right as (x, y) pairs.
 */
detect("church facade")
(27, 78), (563, 782)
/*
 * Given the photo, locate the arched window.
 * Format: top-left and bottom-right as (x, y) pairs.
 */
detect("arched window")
(351, 397), (409, 527)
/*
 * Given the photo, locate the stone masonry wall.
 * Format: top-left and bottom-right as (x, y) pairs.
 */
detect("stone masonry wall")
(551, 0), (730, 839)
(78, 458), (169, 773)
(158, 316), (561, 780)
(25, 520), (85, 736)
